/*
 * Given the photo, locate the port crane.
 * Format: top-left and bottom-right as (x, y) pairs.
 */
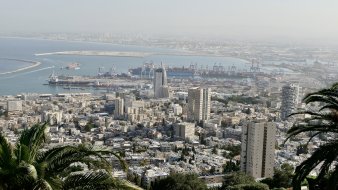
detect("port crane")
(141, 60), (154, 79)
(189, 63), (198, 70)
(213, 63), (225, 73)
(250, 59), (260, 73)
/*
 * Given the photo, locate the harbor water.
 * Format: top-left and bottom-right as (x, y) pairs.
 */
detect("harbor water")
(0, 37), (250, 96)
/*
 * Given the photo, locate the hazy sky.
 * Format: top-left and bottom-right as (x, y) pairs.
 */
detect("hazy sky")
(1, 0), (338, 42)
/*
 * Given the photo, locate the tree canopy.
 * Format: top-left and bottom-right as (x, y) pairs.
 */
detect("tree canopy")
(221, 172), (268, 190)
(152, 173), (207, 190)
(260, 163), (294, 189)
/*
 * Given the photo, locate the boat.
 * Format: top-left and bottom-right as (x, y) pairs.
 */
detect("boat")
(48, 73), (92, 86)
(66, 62), (80, 70)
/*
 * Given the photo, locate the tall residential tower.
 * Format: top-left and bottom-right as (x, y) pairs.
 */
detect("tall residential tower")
(281, 83), (300, 120)
(114, 98), (124, 119)
(153, 64), (170, 98)
(187, 87), (211, 122)
(240, 121), (276, 179)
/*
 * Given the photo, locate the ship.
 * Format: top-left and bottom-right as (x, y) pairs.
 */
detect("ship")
(66, 62), (80, 70)
(48, 72), (92, 86)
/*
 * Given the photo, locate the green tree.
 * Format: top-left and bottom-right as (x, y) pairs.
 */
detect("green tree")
(228, 183), (269, 190)
(182, 146), (189, 156)
(212, 146), (218, 154)
(210, 167), (216, 174)
(296, 144), (308, 155)
(199, 133), (206, 145)
(134, 175), (141, 187)
(84, 123), (95, 132)
(222, 172), (255, 188)
(0, 122), (135, 190)
(222, 145), (241, 159)
(261, 163), (294, 189)
(84, 119), (97, 132)
(223, 160), (240, 173)
(152, 173), (207, 190)
(221, 172), (268, 190)
(285, 83), (338, 190)
(140, 159), (148, 166)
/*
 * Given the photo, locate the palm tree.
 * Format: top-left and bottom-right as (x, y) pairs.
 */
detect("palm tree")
(286, 83), (338, 190)
(0, 122), (137, 190)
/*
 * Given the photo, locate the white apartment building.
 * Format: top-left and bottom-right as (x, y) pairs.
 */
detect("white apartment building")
(7, 100), (22, 112)
(240, 121), (276, 179)
(187, 87), (211, 122)
(114, 98), (124, 119)
(174, 122), (195, 141)
(153, 64), (170, 98)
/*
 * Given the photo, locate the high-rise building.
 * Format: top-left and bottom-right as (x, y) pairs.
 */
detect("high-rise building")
(7, 100), (22, 112)
(153, 64), (170, 98)
(114, 98), (124, 119)
(42, 111), (63, 126)
(123, 94), (136, 110)
(173, 104), (183, 116)
(281, 83), (300, 120)
(187, 87), (211, 122)
(240, 121), (276, 179)
(174, 122), (195, 141)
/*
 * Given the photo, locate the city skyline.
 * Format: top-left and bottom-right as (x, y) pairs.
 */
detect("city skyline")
(0, 1), (337, 189)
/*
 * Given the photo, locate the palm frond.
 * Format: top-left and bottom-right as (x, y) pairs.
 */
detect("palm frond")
(62, 171), (135, 190)
(288, 110), (323, 117)
(0, 133), (14, 169)
(285, 123), (338, 143)
(33, 179), (53, 190)
(44, 147), (111, 175)
(304, 94), (338, 107)
(15, 144), (31, 164)
(328, 165), (338, 190)
(43, 176), (63, 190)
(18, 122), (48, 163)
(39, 144), (125, 179)
(36, 145), (78, 163)
(292, 140), (338, 189)
(330, 82), (338, 90)
(34, 161), (48, 179)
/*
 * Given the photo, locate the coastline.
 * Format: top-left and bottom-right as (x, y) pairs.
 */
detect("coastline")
(0, 58), (41, 75)
(2, 36), (251, 62)
(35, 51), (153, 58)
(34, 50), (250, 63)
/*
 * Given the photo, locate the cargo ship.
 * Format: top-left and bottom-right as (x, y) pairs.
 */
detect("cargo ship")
(48, 72), (92, 86)
(47, 72), (144, 90)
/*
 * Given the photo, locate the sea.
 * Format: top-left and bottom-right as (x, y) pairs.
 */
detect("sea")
(0, 37), (252, 96)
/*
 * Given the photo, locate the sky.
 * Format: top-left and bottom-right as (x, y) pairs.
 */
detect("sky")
(1, 0), (338, 42)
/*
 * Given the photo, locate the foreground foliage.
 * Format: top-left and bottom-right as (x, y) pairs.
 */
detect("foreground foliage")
(0, 123), (133, 190)
(221, 172), (268, 190)
(286, 83), (338, 190)
(152, 173), (207, 190)
(260, 163), (294, 189)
